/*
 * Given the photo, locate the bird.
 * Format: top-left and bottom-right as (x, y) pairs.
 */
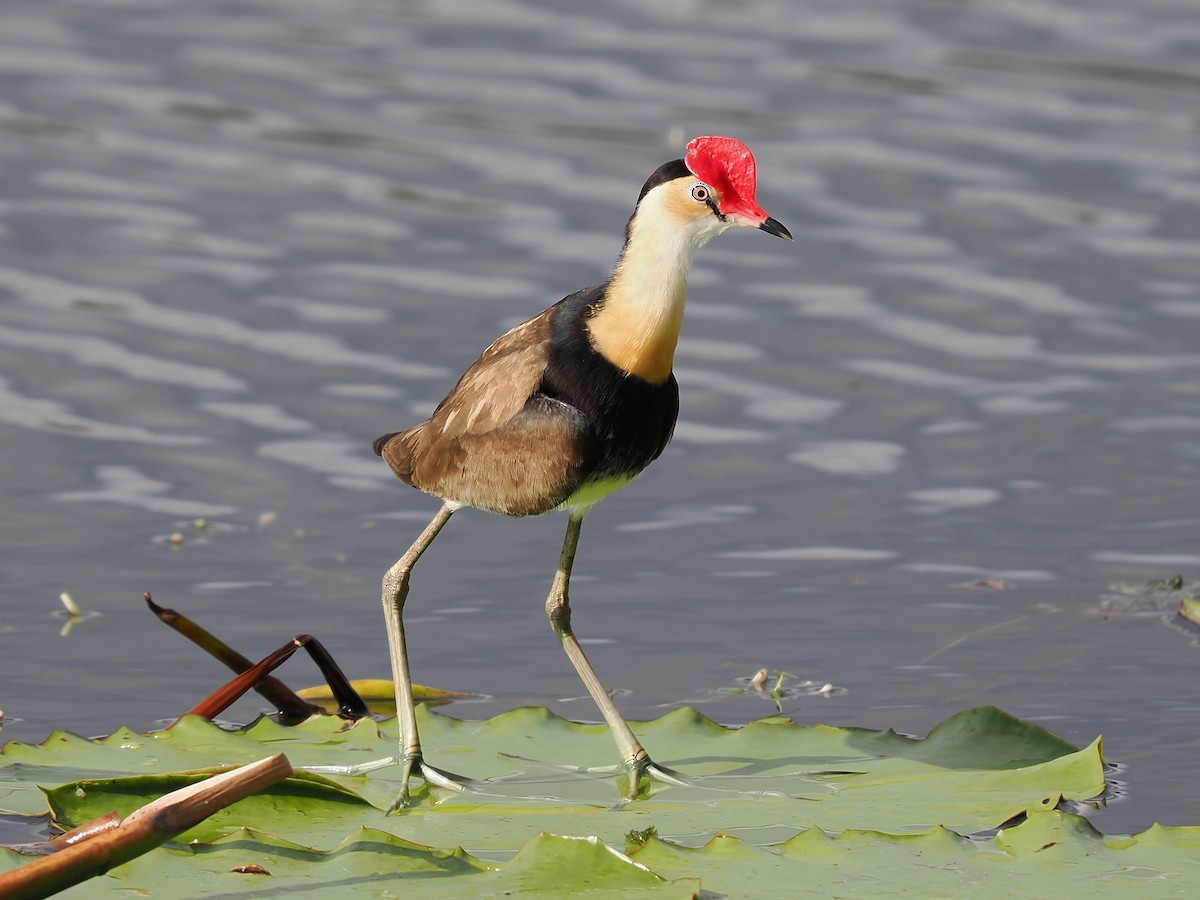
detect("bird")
(371, 135), (792, 812)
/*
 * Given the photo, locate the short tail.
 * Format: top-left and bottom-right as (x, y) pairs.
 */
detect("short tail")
(372, 431), (401, 456)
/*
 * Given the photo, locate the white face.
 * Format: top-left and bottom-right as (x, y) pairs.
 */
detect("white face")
(638, 177), (742, 249)
(664, 176), (790, 244)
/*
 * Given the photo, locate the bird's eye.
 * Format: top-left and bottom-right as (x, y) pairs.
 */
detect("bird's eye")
(689, 183), (710, 203)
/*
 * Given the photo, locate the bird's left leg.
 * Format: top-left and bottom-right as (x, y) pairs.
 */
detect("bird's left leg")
(545, 510), (687, 802)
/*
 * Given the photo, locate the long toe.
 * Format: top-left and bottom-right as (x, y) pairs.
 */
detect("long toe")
(419, 760), (475, 793)
(386, 758), (476, 814)
(619, 756), (689, 804)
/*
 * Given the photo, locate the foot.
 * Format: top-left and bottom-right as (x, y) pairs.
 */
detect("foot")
(300, 753), (474, 813)
(386, 753), (475, 814)
(499, 750), (688, 802)
(619, 754), (689, 804)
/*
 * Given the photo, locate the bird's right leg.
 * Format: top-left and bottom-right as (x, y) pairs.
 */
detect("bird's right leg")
(380, 502), (467, 812)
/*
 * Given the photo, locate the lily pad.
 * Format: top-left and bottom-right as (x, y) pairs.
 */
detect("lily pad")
(3, 828), (693, 898)
(631, 812), (1200, 897)
(4, 705), (1103, 855)
(4, 706), (1196, 897)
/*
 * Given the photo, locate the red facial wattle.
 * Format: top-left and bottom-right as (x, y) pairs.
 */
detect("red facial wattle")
(684, 135), (769, 223)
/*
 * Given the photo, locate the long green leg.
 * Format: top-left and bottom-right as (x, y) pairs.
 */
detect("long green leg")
(545, 510), (687, 800)
(381, 502), (471, 812)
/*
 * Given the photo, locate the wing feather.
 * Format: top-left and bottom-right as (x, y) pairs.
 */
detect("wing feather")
(375, 305), (597, 515)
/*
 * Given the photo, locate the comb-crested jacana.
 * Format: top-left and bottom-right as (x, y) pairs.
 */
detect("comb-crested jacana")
(372, 136), (792, 811)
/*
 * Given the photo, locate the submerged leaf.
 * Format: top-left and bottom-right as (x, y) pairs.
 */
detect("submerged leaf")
(295, 679), (472, 714)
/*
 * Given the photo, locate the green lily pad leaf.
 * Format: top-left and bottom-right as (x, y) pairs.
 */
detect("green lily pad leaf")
(1179, 596), (1200, 626)
(632, 811), (1200, 897)
(3, 705), (1104, 856)
(5, 812), (1197, 897)
(42, 769), (371, 845)
(497, 833), (696, 897)
(4, 707), (1198, 898)
(1, 827), (694, 897)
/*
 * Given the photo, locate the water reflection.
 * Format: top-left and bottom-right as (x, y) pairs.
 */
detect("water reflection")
(56, 465), (238, 517)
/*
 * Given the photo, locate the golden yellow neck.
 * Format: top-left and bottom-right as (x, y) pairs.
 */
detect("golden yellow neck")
(587, 193), (699, 384)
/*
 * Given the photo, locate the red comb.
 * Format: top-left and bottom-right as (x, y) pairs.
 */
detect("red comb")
(684, 136), (766, 221)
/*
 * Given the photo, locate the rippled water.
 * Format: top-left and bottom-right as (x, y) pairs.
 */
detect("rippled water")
(2, 0), (1198, 837)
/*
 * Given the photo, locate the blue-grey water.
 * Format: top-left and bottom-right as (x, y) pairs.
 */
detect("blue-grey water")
(1, 0), (1197, 840)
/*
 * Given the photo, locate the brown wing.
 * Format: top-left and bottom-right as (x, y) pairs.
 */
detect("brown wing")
(375, 306), (596, 516)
